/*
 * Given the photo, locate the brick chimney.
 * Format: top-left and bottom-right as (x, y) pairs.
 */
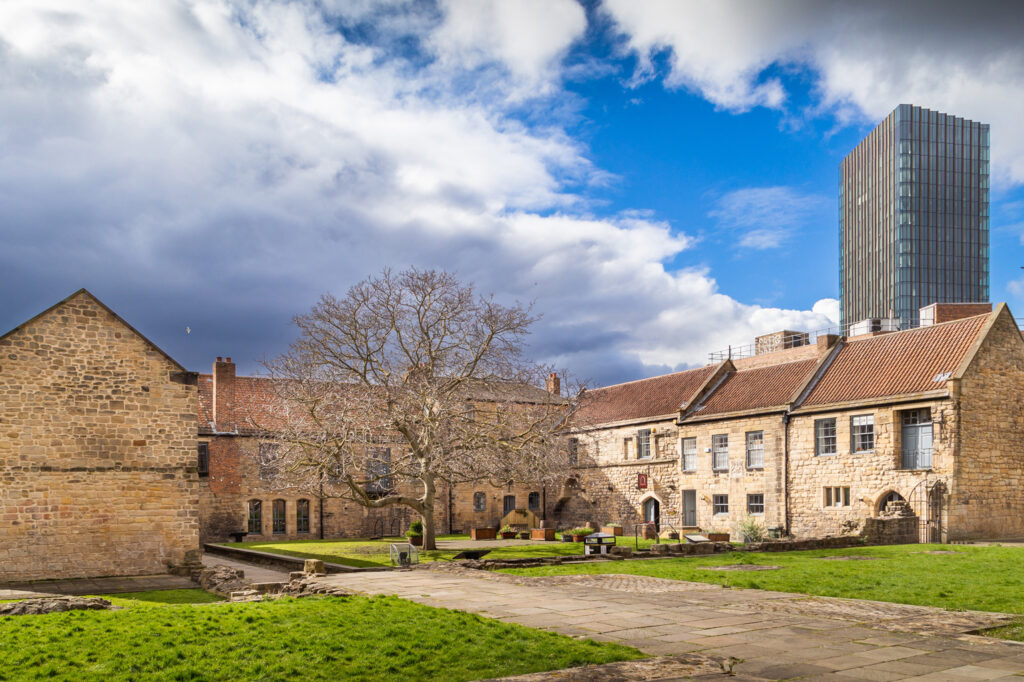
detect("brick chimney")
(545, 372), (560, 396)
(212, 356), (235, 430)
(816, 334), (840, 353)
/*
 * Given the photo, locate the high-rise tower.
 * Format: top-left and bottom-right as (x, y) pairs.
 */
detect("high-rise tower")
(839, 104), (989, 329)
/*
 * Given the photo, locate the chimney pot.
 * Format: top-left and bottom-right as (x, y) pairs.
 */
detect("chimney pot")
(226, 357), (232, 363)
(545, 372), (561, 396)
(216, 356), (223, 362)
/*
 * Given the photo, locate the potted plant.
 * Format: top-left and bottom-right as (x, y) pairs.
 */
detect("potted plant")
(571, 527), (595, 542)
(600, 523), (623, 536)
(499, 525), (516, 539)
(406, 520), (424, 547)
(471, 527), (496, 540)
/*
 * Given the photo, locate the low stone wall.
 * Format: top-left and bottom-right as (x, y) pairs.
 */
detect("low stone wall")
(861, 515), (918, 545)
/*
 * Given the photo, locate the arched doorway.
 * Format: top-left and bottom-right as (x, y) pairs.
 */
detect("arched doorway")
(643, 497), (660, 530)
(877, 490), (906, 515)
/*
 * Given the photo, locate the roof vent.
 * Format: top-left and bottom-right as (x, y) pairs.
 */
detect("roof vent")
(849, 318), (900, 336)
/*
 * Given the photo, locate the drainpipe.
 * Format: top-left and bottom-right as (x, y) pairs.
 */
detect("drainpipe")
(783, 412), (791, 536)
(319, 471), (325, 540)
(448, 484), (454, 535)
(542, 485), (547, 522)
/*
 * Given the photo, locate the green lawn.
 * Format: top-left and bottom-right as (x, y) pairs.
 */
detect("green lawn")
(0, 594), (643, 681)
(502, 544), (1024, 615)
(226, 533), (656, 568)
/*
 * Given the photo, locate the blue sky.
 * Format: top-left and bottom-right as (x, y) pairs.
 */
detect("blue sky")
(2, 0), (1022, 387)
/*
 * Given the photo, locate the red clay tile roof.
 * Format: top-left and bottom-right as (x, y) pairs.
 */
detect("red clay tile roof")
(800, 313), (990, 407)
(689, 359), (819, 418)
(576, 365), (717, 425)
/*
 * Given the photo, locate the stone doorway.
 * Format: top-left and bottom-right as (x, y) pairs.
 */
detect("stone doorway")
(643, 497), (660, 531)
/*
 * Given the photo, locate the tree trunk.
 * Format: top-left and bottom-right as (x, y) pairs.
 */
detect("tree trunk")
(421, 476), (437, 550)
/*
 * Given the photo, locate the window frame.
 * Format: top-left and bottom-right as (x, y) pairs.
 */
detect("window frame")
(247, 499), (262, 534)
(473, 491), (487, 512)
(567, 437), (579, 467)
(850, 414), (875, 453)
(681, 437), (697, 472)
(814, 418), (837, 456)
(712, 494), (729, 515)
(745, 431), (764, 470)
(296, 499), (310, 534)
(823, 486), (852, 508)
(272, 499), (287, 534)
(365, 446), (393, 499)
(747, 493), (764, 515)
(712, 434), (729, 471)
(528, 491), (541, 512)
(900, 408), (933, 470)
(197, 442), (209, 477)
(637, 429), (652, 459)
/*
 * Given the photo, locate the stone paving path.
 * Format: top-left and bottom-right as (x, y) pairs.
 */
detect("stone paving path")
(0, 573), (193, 599)
(312, 564), (1024, 680)
(200, 553), (291, 583)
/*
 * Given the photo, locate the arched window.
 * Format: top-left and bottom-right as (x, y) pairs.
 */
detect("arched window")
(247, 500), (262, 534)
(296, 499), (310, 533)
(528, 491), (540, 511)
(272, 499), (287, 534)
(473, 492), (486, 512)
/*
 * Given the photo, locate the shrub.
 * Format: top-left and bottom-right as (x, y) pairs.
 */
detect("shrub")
(406, 520), (423, 537)
(570, 527), (595, 537)
(605, 523), (621, 528)
(500, 525), (514, 534)
(735, 516), (767, 543)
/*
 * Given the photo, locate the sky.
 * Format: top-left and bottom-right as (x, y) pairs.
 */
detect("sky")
(2, 0), (1023, 387)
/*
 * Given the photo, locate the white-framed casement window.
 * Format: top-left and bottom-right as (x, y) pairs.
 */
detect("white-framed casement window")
(681, 437), (697, 471)
(745, 431), (764, 469)
(814, 418), (837, 456)
(712, 434), (729, 471)
(824, 486), (851, 508)
(850, 415), (875, 453)
(901, 408), (933, 469)
(747, 493), (764, 515)
(713, 494), (729, 515)
(637, 429), (652, 459)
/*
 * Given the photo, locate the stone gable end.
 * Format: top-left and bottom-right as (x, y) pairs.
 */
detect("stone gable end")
(0, 291), (199, 581)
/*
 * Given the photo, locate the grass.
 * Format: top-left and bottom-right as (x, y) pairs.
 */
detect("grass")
(501, 544), (1024, 615)
(227, 533), (657, 567)
(0, 594), (643, 681)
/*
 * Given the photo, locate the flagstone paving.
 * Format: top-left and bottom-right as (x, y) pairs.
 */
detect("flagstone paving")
(312, 564), (1024, 680)
(0, 573), (194, 599)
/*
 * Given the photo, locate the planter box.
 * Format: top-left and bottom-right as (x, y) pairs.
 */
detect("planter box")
(499, 532), (517, 540)
(572, 535), (589, 542)
(601, 526), (622, 536)
(531, 528), (555, 541)
(407, 535), (423, 547)
(517, 532), (530, 540)
(471, 528), (497, 541)
(708, 533), (730, 542)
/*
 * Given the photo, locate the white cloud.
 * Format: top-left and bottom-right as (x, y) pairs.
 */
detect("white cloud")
(708, 186), (829, 250)
(0, 0), (838, 386)
(603, 0), (1024, 185)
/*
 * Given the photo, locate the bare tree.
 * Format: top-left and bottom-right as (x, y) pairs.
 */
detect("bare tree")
(257, 268), (577, 549)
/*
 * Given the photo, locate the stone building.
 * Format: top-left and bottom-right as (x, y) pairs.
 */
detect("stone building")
(196, 358), (562, 543)
(0, 290), (200, 581)
(564, 302), (1024, 542)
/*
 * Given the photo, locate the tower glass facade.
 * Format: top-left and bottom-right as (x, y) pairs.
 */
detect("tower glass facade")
(839, 104), (989, 329)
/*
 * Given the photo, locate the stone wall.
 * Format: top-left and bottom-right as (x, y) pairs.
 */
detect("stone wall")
(952, 306), (1024, 539)
(787, 399), (953, 539)
(0, 292), (199, 581)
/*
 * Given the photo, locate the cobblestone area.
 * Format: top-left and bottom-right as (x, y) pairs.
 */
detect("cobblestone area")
(314, 566), (1024, 680)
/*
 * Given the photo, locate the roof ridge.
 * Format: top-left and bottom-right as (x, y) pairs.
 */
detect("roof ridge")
(590, 364), (709, 392)
(846, 312), (989, 344)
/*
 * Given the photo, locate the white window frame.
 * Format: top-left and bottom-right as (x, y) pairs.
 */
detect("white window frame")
(712, 434), (729, 471)
(823, 486), (851, 508)
(815, 418), (837, 456)
(637, 429), (652, 459)
(681, 437), (697, 471)
(851, 415), (875, 453)
(745, 431), (764, 469)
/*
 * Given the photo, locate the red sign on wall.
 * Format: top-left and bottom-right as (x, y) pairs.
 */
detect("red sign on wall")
(637, 473), (648, 489)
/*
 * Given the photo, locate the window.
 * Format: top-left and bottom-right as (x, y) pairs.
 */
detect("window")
(197, 442), (209, 477)
(713, 494), (729, 515)
(528, 491), (540, 511)
(824, 486), (851, 508)
(901, 408), (933, 469)
(681, 437), (697, 471)
(815, 418), (837, 455)
(851, 415), (875, 453)
(567, 437), (578, 467)
(747, 494), (764, 515)
(637, 429), (651, 459)
(272, 499), (286, 533)
(296, 499), (310, 533)
(745, 431), (764, 469)
(258, 442), (279, 479)
(712, 434), (729, 471)
(365, 447), (392, 499)
(247, 499), (262, 534)
(473, 492), (486, 512)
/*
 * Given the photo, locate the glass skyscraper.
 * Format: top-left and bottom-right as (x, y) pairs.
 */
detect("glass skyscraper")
(839, 104), (990, 329)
